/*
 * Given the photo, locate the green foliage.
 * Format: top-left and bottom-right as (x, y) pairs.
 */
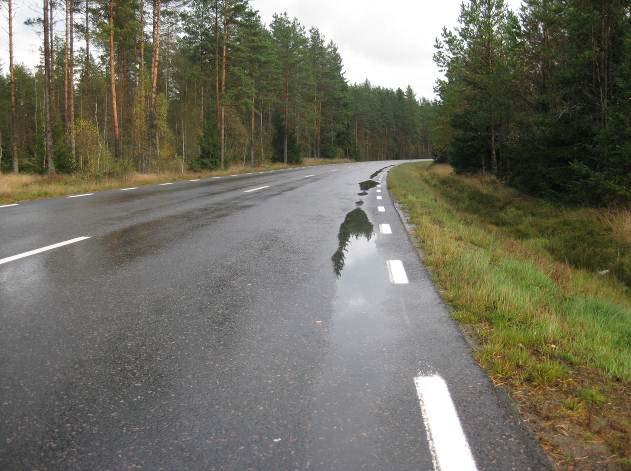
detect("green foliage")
(434, 0), (631, 205)
(198, 112), (220, 170)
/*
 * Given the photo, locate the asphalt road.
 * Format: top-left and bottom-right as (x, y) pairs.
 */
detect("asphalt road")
(0, 161), (549, 470)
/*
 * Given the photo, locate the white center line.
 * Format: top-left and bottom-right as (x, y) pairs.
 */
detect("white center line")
(159, 182), (174, 186)
(377, 184), (382, 188)
(67, 193), (94, 198)
(244, 186), (270, 193)
(414, 375), (478, 471)
(212, 176), (222, 179)
(377, 196), (383, 200)
(0, 203), (19, 208)
(0, 236), (91, 266)
(304, 174), (315, 178)
(230, 174), (238, 177)
(121, 187), (137, 191)
(378, 206), (386, 212)
(189, 179), (200, 182)
(377, 189), (382, 193)
(379, 224), (392, 234)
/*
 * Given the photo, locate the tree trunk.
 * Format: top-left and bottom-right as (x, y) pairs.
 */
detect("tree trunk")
(220, 2), (228, 169)
(150, 0), (161, 162)
(65, 0), (70, 132)
(43, 0), (56, 174)
(85, 0), (90, 73)
(490, 125), (498, 175)
(108, 0), (121, 158)
(250, 97), (255, 166)
(8, 0), (19, 172)
(139, 0), (144, 83)
(283, 81), (288, 164)
(214, 0), (220, 124)
(68, 0), (76, 167)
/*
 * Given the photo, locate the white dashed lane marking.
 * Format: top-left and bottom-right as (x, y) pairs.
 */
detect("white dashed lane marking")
(0, 204), (19, 208)
(379, 224), (392, 234)
(378, 206), (385, 212)
(414, 375), (478, 471)
(244, 186), (270, 193)
(386, 260), (409, 284)
(377, 196), (383, 200)
(67, 193), (94, 198)
(121, 187), (138, 191)
(0, 236), (91, 266)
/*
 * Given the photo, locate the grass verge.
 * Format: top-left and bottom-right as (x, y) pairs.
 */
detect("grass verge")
(388, 162), (630, 469)
(0, 158), (351, 205)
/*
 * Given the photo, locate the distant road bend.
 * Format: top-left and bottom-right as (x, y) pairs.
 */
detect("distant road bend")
(0, 162), (549, 469)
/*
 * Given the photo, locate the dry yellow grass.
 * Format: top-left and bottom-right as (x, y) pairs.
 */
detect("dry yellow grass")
(0, 158), (351, 205)
(599, 208), (631, 245)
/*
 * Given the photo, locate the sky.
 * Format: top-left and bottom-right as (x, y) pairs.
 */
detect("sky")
(0, 0), (523, 99)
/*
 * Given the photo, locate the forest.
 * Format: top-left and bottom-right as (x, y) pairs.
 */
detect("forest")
(0, 0), (433, 177)
(433, 0), (631, 205)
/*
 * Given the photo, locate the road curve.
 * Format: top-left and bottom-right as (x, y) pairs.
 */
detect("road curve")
(0, 161), (549, 470)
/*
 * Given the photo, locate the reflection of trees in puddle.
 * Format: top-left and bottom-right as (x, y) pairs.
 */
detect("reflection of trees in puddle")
(332, 208), (374, 277)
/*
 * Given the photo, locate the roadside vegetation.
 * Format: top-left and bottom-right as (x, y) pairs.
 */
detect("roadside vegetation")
(0, 158), (349, 205)
(389, 162), (630, 469)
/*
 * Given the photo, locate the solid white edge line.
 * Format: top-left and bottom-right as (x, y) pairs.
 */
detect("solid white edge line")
(67, 193), (94, 198)
(379, 224), (392, 235)
(0, 203), (19, 208)
(386, 259), (409, 284)
(121, 187), (138, 191)
(244, 185), (270, 193)
(414, 375), (478, 471)
(378, 206), (386, 212)
(0, 236), (91, 266)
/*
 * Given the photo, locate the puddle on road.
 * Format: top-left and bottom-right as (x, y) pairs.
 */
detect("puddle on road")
(359, 180), (378, 192)
(331, 208), (375, 277)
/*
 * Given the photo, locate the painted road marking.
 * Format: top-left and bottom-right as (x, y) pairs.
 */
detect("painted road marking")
(67, 193), (94, 198)
(378, 206), (385, 212)
(230, 174), (238, 177)
(414, 375), (478, 471)
(377, 196), (383, 200)
(377, 189), (381, 193)
(212, 176), (222, 179)
(377, 184), (382, 188)
(121, 187), (138, 191)
(189, 179), (200, 182)
(244, 186), (270, 193)
(159, 182), (174, 186)
(386, 260), (409, 284)
(379, 224), (392, 234)
(304, 174), (315, 178)
(0, 236), (91, 266)
(0, 204), (19, 208)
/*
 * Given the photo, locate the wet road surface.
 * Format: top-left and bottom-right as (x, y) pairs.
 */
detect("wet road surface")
(0, 162), (549, 470)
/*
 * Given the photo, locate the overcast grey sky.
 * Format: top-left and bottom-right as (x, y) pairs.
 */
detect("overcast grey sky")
(0, 0), (523, 99)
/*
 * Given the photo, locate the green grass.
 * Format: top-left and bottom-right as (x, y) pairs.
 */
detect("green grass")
(388, 162), (630, 466)
(388, 162), (630, 381)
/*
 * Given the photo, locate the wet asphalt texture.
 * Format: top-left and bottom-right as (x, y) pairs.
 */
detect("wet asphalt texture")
(0, 162), (549, 470)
